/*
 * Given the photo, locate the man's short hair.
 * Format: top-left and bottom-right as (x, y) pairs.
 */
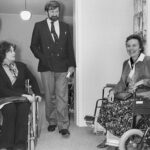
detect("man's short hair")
(44, 1), (60, 12)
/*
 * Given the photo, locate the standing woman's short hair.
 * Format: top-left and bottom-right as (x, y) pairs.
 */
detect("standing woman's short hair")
(126, 34), (144, 53)
(44, 0), (60, 12)
(0, 41), (16, 64)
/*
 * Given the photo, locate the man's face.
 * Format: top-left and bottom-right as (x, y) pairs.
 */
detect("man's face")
(47, 7), (59, 22)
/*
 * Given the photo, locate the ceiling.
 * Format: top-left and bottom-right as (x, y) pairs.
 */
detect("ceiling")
(0, 0), (73, 17)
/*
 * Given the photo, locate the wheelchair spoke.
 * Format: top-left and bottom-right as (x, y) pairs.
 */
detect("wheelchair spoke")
(125, 134), (143, 150)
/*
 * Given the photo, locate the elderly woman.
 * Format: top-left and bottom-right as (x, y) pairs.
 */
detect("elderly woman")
(98, 34), (150, 149)
(0, 41), (41, 150)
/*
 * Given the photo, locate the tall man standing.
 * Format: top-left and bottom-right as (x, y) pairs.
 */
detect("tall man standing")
(30, 0), (76, 137)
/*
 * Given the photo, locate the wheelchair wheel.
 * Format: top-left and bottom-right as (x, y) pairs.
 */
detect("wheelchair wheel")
(119, 129), (144, 150)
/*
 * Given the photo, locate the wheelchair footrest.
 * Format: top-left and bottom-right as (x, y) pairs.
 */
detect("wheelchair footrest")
(84, 115), (95, 125)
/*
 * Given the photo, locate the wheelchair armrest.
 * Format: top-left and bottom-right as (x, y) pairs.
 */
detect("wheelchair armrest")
(105, 83), (117, 88)
(135, 91), (150, 99)
(102, 83), (116, 99)
(36, 95), (42, 102)
(30, 94), (42, 103)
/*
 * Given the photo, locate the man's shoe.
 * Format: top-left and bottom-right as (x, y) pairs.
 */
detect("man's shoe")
(59, 129), (70, 137)
(47, 125), (57, 132)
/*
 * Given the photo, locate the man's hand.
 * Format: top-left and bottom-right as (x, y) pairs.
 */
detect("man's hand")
(66, 67), (75, 78)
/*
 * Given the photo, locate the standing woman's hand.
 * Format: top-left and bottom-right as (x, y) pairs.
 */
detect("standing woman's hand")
(108, 90), (115, 103)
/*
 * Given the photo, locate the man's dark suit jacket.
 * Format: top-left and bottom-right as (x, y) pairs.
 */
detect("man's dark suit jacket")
(30, 19), (76, 72)
(0, 62), (41, 98)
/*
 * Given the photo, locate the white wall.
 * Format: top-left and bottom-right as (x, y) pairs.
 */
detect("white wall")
(0, 13), (73, 92)
(0, 0), (134, 127)
(75, 0), (134, 126)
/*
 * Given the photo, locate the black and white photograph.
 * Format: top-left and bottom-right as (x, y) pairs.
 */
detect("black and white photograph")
(0, 0), (150, 150)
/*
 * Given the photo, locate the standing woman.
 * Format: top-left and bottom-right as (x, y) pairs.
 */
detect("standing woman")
(0, 41), (41, 150)
(98, 34), (150, 149)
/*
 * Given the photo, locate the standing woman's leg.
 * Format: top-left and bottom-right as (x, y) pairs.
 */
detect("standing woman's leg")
(0, 103), (16, 149)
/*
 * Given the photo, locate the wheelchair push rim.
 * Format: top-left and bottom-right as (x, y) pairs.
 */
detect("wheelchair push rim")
(119, 129), (144, 150)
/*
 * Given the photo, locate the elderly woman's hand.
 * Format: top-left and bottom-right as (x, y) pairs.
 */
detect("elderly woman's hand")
(108, 90), (115, 103)
(134, 80), (144, 88)
(128, 79), (148, 93)
(130, 80), (145, 92)
(134, 79), (150, 88)
(22, 94), (35, 103)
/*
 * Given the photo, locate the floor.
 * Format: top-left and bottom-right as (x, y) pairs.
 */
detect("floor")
(36, 101), (106, 150)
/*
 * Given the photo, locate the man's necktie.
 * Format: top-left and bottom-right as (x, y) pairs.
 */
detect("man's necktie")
(51, 21), (59, 43)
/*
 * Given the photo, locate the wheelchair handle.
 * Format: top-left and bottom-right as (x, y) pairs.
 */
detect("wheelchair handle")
(25, 79), (33, 95)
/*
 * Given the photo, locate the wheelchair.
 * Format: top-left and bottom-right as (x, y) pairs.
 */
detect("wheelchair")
(0, 79), (41, 150)
(119, 93), (150, 150)
(84, 84), (117, 134)
(84, 84), (150, 150)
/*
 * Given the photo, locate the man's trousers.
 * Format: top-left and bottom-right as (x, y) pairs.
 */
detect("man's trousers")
(41, 71), (69, 130)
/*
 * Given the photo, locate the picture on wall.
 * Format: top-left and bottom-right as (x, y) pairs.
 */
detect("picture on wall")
(133, 0), (147, 44)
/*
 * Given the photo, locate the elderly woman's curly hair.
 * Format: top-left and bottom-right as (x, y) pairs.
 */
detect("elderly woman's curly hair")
(0, 41), (16, 64)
